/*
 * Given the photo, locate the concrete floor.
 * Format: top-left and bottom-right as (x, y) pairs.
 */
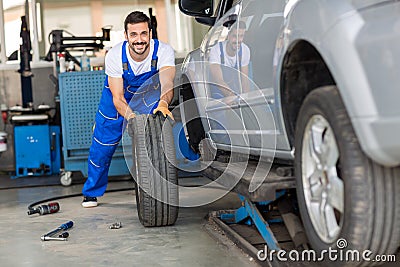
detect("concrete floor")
(0, 176), (259, 267)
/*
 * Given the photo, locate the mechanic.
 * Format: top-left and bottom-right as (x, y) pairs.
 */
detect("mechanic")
(81, 11), (175, 208)
(209, 20), (251, 99)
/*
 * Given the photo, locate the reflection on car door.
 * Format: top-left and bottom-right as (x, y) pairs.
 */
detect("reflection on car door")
(203, 3), (246, 147)
(237, 0), (286, 155)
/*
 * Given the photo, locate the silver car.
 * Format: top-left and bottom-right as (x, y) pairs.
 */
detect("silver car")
(178, 0), (400, 261)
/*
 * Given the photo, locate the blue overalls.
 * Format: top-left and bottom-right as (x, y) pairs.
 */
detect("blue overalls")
(83, 40), (160, 197)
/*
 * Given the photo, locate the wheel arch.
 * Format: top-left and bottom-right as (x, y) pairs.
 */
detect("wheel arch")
(280, 40), (336, 148)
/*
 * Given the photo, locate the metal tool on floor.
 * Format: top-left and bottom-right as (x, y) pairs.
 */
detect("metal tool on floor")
(109, 222), (122, 229)
(41, 232), (69, 241)
(27, 202), (60, 216)
(41, 220), (73, 241)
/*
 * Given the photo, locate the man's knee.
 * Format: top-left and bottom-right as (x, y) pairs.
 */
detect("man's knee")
(89, 142), (118, 164)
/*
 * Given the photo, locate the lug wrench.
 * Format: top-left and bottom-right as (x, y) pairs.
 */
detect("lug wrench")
(41, 221), (73, 241)
(41, 232), (69, 241)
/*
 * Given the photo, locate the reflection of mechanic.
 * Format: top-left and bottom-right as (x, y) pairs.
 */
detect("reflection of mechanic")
(82, 11), (175, 208)
(209, 21), (250, 98)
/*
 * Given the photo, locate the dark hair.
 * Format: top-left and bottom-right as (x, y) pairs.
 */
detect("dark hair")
(124, 11), (151, 32)
(238, 21), (246, 30)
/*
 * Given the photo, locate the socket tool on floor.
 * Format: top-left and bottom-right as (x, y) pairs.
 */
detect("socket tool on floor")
(41, 221), (73, 241)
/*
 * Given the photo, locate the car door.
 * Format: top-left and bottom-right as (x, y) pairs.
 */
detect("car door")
(237, 0), (287, 155)
(203, 0), (247, 147)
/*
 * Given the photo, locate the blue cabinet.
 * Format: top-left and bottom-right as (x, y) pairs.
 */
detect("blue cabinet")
(13, 125), (61, 178)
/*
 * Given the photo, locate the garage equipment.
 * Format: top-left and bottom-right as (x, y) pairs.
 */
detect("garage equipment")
(219, 192), (286, 251)
(41, 221), (73, 241)
(7, 17), (62, 178)
(27, 202), (60, 216)
(44, 27), (110, 68)
(0, 131), (6, 154)
(10, 110), (61, 178)
(19, 16), (33, 108)
(200, 156), (306, 262)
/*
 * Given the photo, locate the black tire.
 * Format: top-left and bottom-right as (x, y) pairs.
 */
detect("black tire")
(130, 114), (179, 227)
(295, 86), (400, 265)
(179, 80), (205, 153)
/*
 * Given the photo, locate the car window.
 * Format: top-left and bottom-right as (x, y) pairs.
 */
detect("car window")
(239, 0), (285, 89)
(206, 4), (241, 49)
(216, 0), (236, 20)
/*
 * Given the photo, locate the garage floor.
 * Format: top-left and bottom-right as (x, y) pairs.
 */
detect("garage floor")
(0, 174), (258, 267)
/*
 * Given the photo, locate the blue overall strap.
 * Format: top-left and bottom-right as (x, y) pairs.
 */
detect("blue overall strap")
(219, 41), (242, 69)
(238, 44), (242, 69)
(121, 40), (158, 73)
(151, 39), (159, 71)
(219, 42), (224, 65)
(121, 41), (130, 74)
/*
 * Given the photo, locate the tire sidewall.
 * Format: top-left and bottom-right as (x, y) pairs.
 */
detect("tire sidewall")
(131, 116), (145, 223)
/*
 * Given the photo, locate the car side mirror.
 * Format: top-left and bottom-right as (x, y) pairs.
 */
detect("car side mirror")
(179, 0), (214, 17)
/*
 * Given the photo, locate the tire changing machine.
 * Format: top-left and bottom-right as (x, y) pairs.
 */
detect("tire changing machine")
(9, 16), (62, 179)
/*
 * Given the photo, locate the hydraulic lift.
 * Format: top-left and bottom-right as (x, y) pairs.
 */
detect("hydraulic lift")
(202, 159), (309, 265)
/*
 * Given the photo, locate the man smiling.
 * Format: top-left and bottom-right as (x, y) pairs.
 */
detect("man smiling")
(81, 11), (175, 208)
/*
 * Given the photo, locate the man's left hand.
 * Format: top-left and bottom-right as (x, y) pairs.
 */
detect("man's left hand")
(153, 100), (174, 120)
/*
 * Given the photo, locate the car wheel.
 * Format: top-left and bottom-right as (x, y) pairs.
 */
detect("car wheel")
(295, 86), (400, 260)
(130, 114), (179, 227)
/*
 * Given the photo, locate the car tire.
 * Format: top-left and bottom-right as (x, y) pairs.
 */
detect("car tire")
(179, 80), (205, 153)
(130, 114), (179, 227)
(295, 86), (400, 261)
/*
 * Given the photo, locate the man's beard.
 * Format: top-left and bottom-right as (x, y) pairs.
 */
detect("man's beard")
(227, 41), (240, 55)
(129, 42), (149, 55)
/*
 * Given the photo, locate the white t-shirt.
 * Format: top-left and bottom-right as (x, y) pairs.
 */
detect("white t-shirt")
(209, 41), (250, 68)
(105, 39), (175, 78)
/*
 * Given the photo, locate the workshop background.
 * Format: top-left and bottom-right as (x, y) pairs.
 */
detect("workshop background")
(0, 0), (209, 171)
(1, 1), (399, 266)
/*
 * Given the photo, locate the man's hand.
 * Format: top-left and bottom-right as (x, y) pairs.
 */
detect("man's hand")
(127, 112), (136, 121)
(153, 100), (174, 120)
